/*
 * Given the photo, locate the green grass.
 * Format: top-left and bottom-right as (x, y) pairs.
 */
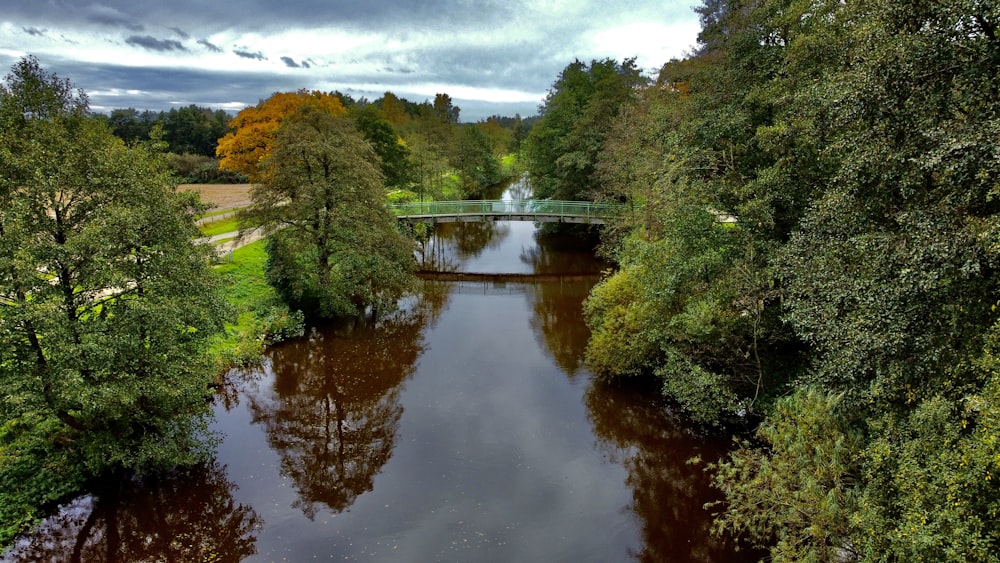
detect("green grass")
(199, 217), (239, 237)
(214, 240), (274, 310)
(208, 239), (303, 370)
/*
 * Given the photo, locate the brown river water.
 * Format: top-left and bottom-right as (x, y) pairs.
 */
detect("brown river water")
(4, 183), (757, 562)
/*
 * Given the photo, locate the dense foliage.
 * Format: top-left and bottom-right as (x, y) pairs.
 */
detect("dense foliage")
(0, 57), (228, 543)
(565, 0), (1000, 559)
(525, 58), (646, 201)
(95, 104), (232, 157)
(226, 93), (416, 320)
(359, 91), (515, 199)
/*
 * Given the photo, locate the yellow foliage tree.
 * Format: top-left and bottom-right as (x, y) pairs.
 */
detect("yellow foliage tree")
(379, 91), (409, 127)
(216, 90), (347, 181)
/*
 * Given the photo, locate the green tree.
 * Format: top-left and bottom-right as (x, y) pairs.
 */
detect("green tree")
(354, 107), (412, 190)
(781, 0), (1000, 406)
(584, 40), (803, 424)
(432, 92), (460, 124)
(451, 124), (503, 197)
(525, 58), (646, 201)
(704, 0), (1000, 558)
(104, 107), (156, 144)
(240, 101), (415, 319)
(0, 56), (227, 482)
(161, 104), (230, 156)
(708, 388), (863, 562)
(401, 101), (456, 200)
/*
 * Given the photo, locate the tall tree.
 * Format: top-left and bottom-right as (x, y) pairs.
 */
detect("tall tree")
(699, 0), (1000, 559)
(0, 57), (227, 476)
(353, 107), (412, 190)
(377, 91), (410, 127)
(105, 107), (154, 144)
(217, 90), (347, 182)
(432, 92), (460, 124)
(451, 124), (503, 197)
(161, 104), (230, 156)
(239, 100), (415, 319)
(525, 58), (646, 201)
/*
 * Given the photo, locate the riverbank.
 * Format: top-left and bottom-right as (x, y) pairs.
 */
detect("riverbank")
(5, 205), (751, 561)
(208, 239), (303, 372)
(1, 168), (521, 550)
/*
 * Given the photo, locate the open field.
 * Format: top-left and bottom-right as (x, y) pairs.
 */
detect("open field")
(179, 183), (252, 210)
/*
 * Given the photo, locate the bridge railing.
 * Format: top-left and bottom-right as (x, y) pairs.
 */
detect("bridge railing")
(388, 199), (623, 220)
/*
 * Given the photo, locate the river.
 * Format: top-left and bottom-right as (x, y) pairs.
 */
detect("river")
(4, 181), (754, 562)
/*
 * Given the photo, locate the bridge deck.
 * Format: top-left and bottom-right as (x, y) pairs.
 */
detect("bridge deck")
(388, 200), (621, 224)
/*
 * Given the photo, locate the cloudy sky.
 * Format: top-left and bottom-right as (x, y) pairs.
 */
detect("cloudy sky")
(0, 1), (701, 121)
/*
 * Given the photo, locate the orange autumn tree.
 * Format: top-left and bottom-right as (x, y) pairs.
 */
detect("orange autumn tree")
(217, 90), (347, 182)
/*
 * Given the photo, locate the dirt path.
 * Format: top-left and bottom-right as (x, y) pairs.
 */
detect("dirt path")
(199, 228), (266, 256)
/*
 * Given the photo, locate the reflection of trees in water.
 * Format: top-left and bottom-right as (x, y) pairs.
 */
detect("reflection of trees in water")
(418, 221), (511, 271)
(520, 227), (606, 377)
(525, 279), (596, 377)
(214, 362), (268, 411)
(3, 462), (260, 562)
(414, 280), (454, 328)
(247, 308), (425, 518)
(504, 174), (532, 201)
(586, 381), (746, 563)
(519, 225), (604, 276)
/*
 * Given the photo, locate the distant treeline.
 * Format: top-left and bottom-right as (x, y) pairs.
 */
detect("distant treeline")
(93, 105), (231, 157)
(95, 93), (537, 189)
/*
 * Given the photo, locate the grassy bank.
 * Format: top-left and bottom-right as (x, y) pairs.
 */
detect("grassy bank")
(209, 239), (303, 371)
(199, 217), (240, 237)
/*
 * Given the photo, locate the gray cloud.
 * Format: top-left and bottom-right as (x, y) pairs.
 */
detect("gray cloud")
(233, 49), (266, 61)
(4, 0), (699, 121)
(281, 56), (310, 69)
(197, 39), (223, 53)
(5, 1), (482, 38)
(5, 0), (694, 37)
(125, 35), (187, 52)
(85, 5), (144, 31)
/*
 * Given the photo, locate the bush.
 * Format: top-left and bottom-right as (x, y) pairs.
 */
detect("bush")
(167, 153), (246, 184)
(0, 415), (86, 546)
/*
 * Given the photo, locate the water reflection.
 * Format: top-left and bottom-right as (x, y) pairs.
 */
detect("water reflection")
(520, 227), (604, 276)
(418, 221), (510, 272)
(6, 178), (753, 560)
(587, 382), (749, 562)
(246, 307), (425, 518)
(3, 462), (260, 562)
(525, 279), (596, 377)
